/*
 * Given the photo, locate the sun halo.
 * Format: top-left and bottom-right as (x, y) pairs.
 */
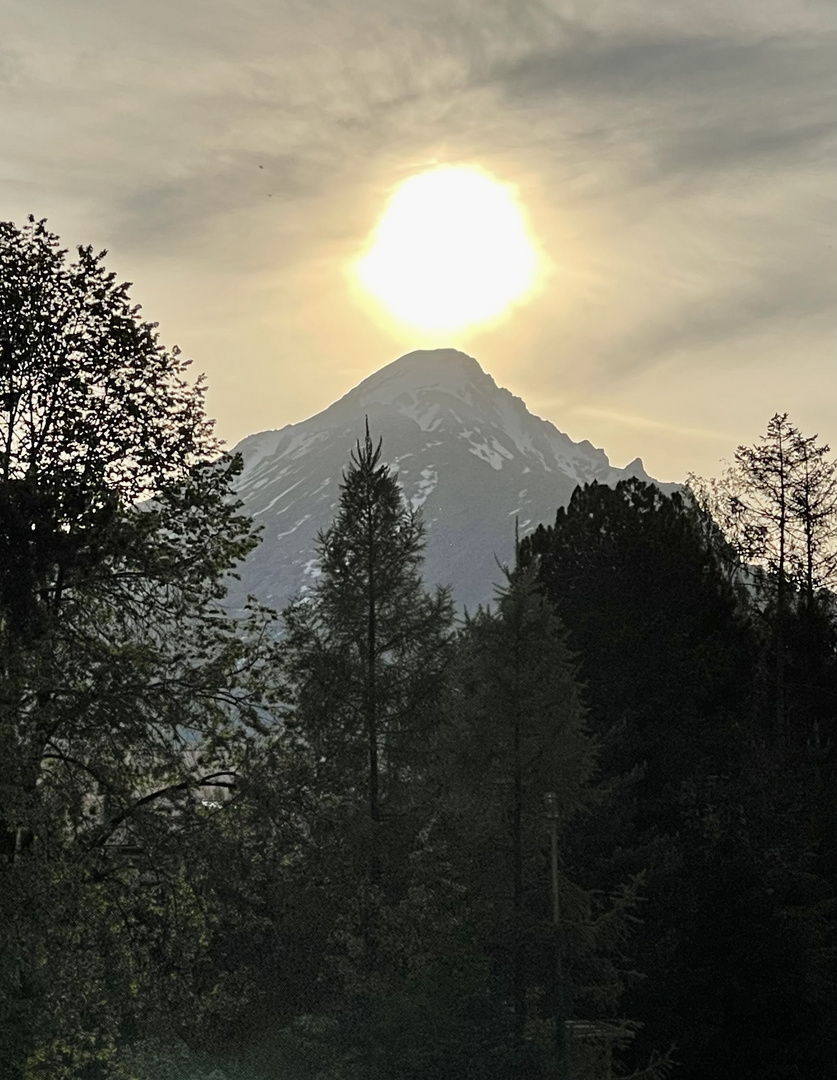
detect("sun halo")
(354, 166), (540, 335)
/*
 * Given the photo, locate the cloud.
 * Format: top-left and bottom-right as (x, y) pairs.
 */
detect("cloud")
(498, 30), (836, 177)
(598, 264), (834, 385)
(6, 2), (830, 252)
(1, 0), (832, 479)
(572, 404), (732, 443)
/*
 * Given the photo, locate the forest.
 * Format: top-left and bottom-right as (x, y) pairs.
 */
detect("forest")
(1, 218), (835, 1080)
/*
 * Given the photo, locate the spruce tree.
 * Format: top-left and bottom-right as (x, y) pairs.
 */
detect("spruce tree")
(440, 563), (648, 1072)
(280, 424), (454, 1000)
(517, 479), (757, 1074)
(282, 421), (453, 824)
(519, 478), (754, 808)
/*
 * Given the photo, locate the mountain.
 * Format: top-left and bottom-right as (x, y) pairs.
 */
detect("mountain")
(228, 348), (673, 613)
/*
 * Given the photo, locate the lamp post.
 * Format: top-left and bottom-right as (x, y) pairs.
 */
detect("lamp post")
(544, 791), (568, 1074)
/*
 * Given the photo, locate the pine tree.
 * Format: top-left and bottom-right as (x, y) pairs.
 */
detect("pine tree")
(279, 424), (455, 1001)
(282, 422), (453, 825)
(519, 478), (754, 808)
(442, 562), (617, 1067)
(689, 415), (837, 736)
(517, 479), (760, 1075)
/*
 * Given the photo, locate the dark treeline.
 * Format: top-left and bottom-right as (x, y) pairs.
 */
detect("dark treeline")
(1, 219), (835, 1080)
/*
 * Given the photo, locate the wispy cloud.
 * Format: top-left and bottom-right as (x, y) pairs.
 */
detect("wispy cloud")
(571, 405), (733, 443)
(0, 0), (832, 477)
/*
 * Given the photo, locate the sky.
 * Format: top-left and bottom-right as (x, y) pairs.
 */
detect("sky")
(1, 0), (834, 482)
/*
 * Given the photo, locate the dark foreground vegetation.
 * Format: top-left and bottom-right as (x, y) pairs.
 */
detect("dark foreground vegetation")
(1, 218), (835, 1079)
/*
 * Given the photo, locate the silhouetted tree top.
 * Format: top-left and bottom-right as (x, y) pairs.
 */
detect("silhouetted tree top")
(0, 216), (249, 635)
(689, 412), (837, 601)
(519, 478), (755, 804)
(0, 216), (216, 502)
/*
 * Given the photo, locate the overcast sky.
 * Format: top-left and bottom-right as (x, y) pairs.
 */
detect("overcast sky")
(1, 0), (834, 480)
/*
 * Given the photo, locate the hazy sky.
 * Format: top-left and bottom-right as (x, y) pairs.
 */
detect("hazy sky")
(1, 0), (834, 481)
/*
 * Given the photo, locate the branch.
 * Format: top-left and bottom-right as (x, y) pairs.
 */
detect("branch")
(81, 770), (239, 853)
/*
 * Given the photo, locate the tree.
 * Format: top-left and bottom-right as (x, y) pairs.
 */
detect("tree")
(0, 217), (220, 631)
(519, 474), (837, 1078)
(0, 217), (280, 1077)
(444, 565), (596, 1054)
(689, 415), (836, 597)
(688, 414), (837, 735)
(438, 557), (673, 1080)
(277, 554), (662, 1079)
(662, 757), (837, 1080)
(281, 423), (453, 825)
(519, 478), (754, 813)
(788, 429), (837, 604)
(517, 479), (771, 1076)
(279, 424), (454, 998)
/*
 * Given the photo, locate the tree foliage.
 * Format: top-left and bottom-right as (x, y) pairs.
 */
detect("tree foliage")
(519, 472), (836, 1079)
(689, 414), (837, 743)
(3, 217), (832, 1079)
(519, 478), (754, 812)
(276, 425), (457, 1017)
(0, 217), (281, 1077)
(438, 564), (662, 1073)
(689, 413), (836, 599)
(281, 423), (454, 822)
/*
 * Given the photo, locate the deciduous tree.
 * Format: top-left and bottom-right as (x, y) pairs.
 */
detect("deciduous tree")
(0, 217), (279, 1078)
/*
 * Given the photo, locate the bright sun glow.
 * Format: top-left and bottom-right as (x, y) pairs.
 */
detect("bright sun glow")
(355, 165), (539, 333)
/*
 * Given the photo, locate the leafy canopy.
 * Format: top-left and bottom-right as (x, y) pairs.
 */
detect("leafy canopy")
(0, 216), (279, 1079)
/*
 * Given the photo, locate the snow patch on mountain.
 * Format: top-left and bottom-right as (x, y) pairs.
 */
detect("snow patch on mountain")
(227, 349), (675, 613)
(412, 467), (439, 509)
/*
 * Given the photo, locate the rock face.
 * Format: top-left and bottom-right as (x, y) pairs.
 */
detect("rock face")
(228, 348), (670, 613)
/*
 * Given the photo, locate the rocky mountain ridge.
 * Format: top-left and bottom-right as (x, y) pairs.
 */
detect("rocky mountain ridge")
(228, 349), (672, 613)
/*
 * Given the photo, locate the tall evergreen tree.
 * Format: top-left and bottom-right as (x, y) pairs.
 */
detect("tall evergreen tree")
(450, 564), (592, 1049)
(439, 563), (657, 1074)
(279, 425), (454, 1001)
(517, 479), (755, 1074)
(519, 478), (754, 814)
(520, 473), (836, 1078)
(282, 422), (453, 824)
(688, 414), (837, 735)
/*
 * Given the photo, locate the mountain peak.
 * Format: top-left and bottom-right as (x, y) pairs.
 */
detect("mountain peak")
(343, 348), (491, 409)
(229, 350), (674, 612)
(377, 347), (484, 375)
(391, 347), (481, 368)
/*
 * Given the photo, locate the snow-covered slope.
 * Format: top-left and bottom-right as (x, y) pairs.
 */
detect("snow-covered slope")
(228, 349), (672, 613)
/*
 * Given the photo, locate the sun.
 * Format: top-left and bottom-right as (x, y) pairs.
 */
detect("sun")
(354, 165), (539, 334)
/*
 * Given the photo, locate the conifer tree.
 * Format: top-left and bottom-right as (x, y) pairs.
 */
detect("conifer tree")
(519, 478), (753, 807)
(443, 562), (623, 1067)
(278, 425), (455, 1007)
(689, 415), (837, 735)
(282, 422), (453, 825)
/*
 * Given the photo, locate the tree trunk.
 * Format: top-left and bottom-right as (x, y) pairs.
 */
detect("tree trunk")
(365, 478), (379, 825)
(775, 423), (788, 741)
(512, 727), (525, 1047)
(511, 616), (525, 1047)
